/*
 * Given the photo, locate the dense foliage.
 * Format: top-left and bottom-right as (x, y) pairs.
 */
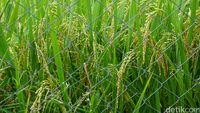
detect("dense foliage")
(0, 0), (200, 112)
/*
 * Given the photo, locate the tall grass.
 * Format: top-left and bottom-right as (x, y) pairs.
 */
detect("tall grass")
(0, 0), (200, 112)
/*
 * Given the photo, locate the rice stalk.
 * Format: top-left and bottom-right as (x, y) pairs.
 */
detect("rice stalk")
(116, 50), (135, 111)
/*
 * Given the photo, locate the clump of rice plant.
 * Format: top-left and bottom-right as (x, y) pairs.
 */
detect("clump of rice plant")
(0, 0), (200, 113)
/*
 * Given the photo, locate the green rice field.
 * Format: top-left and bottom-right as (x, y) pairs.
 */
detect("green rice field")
(0, 0), (200, 112)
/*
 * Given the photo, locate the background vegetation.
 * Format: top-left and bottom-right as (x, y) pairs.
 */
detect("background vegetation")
(0, 0), (200, 112)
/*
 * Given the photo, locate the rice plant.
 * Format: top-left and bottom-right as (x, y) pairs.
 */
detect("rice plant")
(0, 0), (200, 113)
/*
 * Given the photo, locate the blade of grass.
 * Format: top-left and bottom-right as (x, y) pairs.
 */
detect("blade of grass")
(188, 0), (198, 45)
(0, 0), (11, 21)
(0, 24), (12, 63)
(127, 0), (137, 52)
(86, 0), (94, 49)
(92, 0), (106, 44)
(51, 30), (69, 109)
(8, 0), (20, 34)
(113, 0), (118, 65)
(27, 0), (38, 72)
(133, 74), (152, 113)
(172, 0), (195, 107)
(112, 1), (119, 111)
